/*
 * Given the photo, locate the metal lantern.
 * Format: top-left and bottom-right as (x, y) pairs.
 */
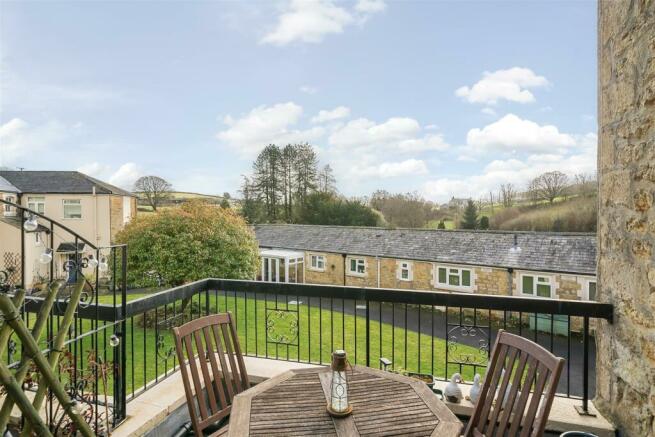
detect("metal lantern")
(327, 350), (352, 417)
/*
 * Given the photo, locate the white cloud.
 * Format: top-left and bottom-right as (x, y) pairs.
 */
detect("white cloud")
(329, 117), (449, 153)
(357, 159), (428, 178)
(78, 161), (141, 190)
(355, 0), (386, 13)
(481, 107), (497, 116)
(108, 163), (141, 189)
(311, 106), (351, 123)
(77, 161), (112, 177)
(422, 133), (597, 202)
(261, 0), (385, 46)
(216, 102), (324, 157)
(299, 85), (318, 94)
(456, 67), (549, 105)
(465, 114), (575, 154)
(0, 118), (70, 166)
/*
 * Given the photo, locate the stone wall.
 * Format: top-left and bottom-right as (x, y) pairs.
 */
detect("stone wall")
(596, 1), (655, 435)
(475, 267), (509, 295)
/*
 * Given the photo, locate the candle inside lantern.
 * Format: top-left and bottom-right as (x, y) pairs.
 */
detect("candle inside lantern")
(328, 349), (352, 417)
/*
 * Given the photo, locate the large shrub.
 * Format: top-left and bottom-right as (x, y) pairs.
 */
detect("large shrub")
(116, 200), (259, 287)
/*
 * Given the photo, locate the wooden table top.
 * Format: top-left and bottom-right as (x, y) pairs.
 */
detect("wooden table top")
(228, 366), (462, 437)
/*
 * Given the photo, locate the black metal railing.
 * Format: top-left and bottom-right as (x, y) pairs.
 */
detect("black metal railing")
(47, 278), (612, 418)
(0, 199), (127, 435)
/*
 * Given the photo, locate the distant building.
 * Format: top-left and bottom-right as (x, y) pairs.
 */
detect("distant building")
(254, 224), (597, 302)
(0, 171), (136, 287)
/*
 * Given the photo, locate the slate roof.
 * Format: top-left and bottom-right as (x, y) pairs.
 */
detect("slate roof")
(254, 224), (597, 275)
(0, 171), (133, 196)
(0, 176), (19, 193)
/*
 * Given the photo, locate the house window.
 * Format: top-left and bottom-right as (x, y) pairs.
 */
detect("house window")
(586, 280), (597, 301)
(310, 254), (326, 272)
(521, 274), (552, 298)
(63, 199), (82, 219)
(435, 265), (472, 290)
(27, 196), (45, 214)
(3, 196), (15, 216)
(397, 261), (413, 281)
(347, 257), (366, 276)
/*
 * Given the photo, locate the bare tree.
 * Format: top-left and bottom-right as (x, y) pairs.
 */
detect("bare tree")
(530, 171), (569, 204)
(488, 191), (495, 213)
(500, 183), (517, 208)
(133, 176), (172, 211)
(574, 173), (597, 198)
(317, 164), (337, 194)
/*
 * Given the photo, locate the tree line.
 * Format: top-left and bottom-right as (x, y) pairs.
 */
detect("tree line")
(240, 143), (379, 226)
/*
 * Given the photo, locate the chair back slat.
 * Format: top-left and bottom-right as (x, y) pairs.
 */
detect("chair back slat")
(173, 312), (250, 437)
(211, 324), (236, 402)
(496, 351), (531, 433)
(193, 329), (219, 414)
(221, 322), (243, 393)
(474, 343), (508, 427)
(520, 363), (550, 437)
(485, 347), (519, 436)
(203, 326), (229, 410)
(507, 356), (540, 436)
(464, 330), (565, 437)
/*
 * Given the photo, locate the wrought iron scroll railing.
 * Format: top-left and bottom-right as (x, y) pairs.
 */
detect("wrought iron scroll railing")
(53, 278), (612, 419)
(0, 199), (127, 435)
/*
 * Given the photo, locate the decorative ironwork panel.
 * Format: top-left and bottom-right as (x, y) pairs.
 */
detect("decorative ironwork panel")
(265, 307), (299, 346)
(446, 309), (490, 369)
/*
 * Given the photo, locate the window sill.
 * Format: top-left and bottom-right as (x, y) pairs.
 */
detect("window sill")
(347, 272), (367, 278)
(435, 283), (474, 293)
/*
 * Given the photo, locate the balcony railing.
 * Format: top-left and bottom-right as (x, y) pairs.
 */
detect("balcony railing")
(18, 278), (612, 425)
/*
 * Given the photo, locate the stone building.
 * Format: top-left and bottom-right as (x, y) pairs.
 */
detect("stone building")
(254, 224), (598, 302)
(596, 0), (655, 435)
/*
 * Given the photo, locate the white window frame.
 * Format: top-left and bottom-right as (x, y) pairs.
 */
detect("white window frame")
(3, 195), (16, 216)
(584, 278), (597, 301)
(27, 196), (45, 214)
(434, 264), (474, 292)
(519, 272), (554, 299)
(63, 199), (82, 219)
(397, 261), (413, 281)
(347, 257), (367, 277)
(309, 254), (326, 272)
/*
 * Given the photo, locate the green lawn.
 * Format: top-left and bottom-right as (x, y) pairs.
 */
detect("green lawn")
(95, 292), (482, 395)
(3, 293), (481, 397)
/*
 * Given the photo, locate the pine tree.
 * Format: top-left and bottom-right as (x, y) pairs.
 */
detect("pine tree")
(479, 215), (489, 230)
(437, 220), (446, 229)
(460, 199), (479, 229)
(294, 143), (318, 207)
(252, 144), (282, 221)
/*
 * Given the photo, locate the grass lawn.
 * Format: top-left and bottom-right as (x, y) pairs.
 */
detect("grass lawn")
(95, 292), (482, 395)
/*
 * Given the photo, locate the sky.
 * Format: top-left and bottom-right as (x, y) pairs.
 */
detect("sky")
(0, 0), (597, 202)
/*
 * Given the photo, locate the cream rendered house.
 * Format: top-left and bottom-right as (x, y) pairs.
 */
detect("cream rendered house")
(0, 171), (136, 287)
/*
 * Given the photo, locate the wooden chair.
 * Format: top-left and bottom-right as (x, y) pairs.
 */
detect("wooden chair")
(464, 329), (565, 437)
(173, 313), (250, 436)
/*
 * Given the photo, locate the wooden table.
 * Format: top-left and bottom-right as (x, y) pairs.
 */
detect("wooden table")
(228, 366), (462, 436)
